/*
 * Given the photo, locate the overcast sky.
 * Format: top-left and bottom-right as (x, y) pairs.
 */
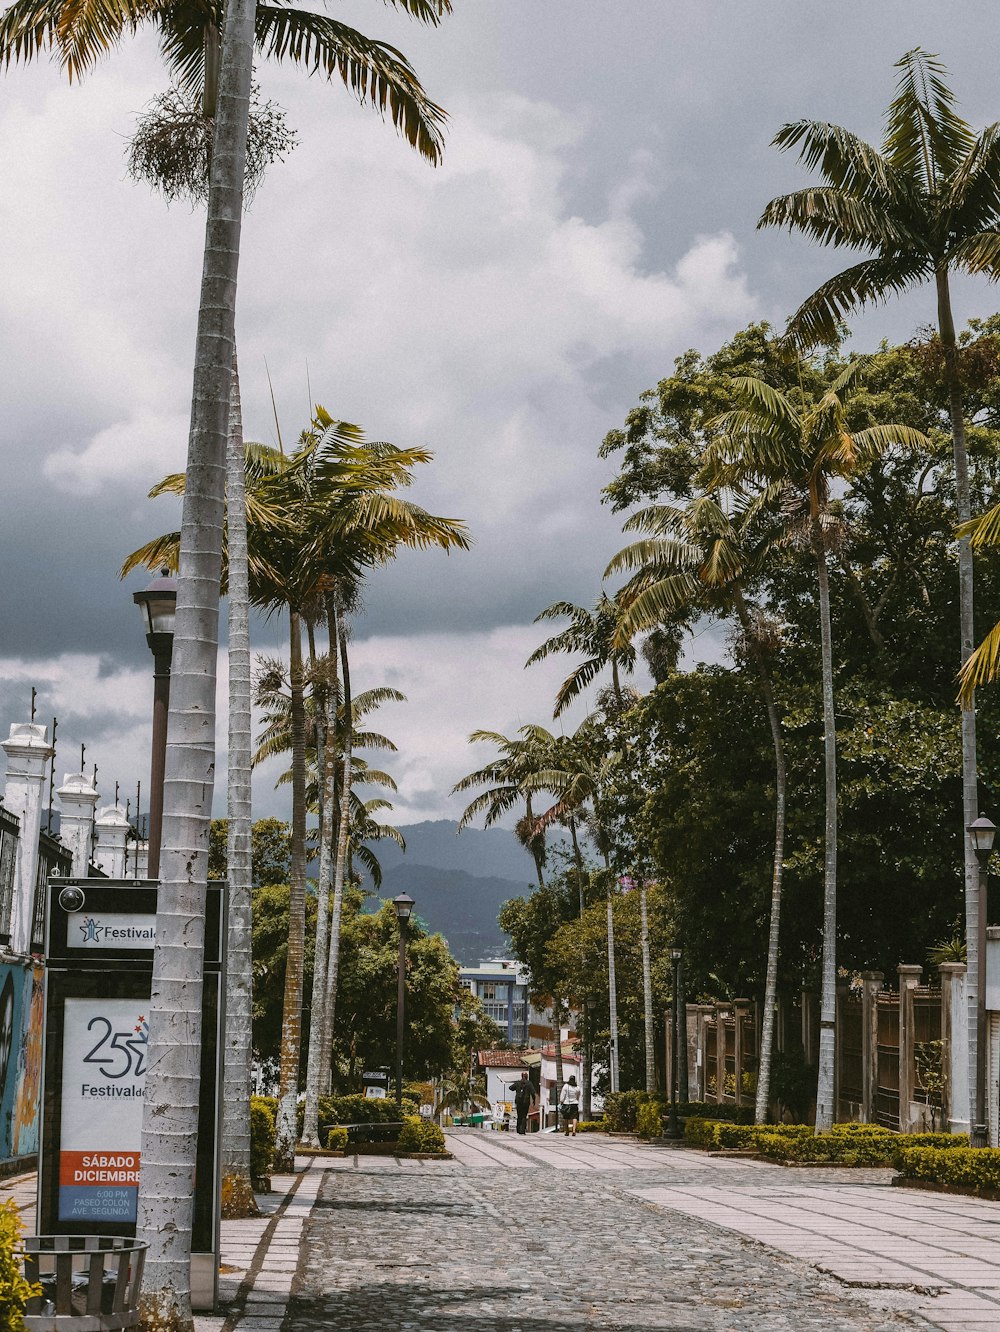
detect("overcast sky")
(3, 1), (1000, 828)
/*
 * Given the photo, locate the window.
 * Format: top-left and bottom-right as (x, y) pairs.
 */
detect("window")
(481, 982), (497, 1001)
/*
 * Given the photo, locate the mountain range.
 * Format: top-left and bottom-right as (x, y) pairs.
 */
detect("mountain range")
(366, 820), (540, 964)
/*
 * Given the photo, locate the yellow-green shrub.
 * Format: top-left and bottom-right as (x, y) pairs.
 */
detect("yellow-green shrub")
(250, 1096), (276, 1180)
(576, 1118), (608, 1133)
(397, 1116), (447, 1154)
(897, 1145), (1000, 1193)
(636, 1102), (662, 1139)
(0, 1200), (40, 1332)
(325, 1126), (349, 1152)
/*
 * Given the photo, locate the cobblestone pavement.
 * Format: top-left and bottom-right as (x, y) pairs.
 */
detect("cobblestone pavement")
(284, 1133), (939, 1332)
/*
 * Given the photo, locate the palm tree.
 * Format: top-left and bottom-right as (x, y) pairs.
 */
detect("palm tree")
(526, 593), (637, 716)
(606, 492), (787, 1121)
(705, 368), (927, 1130)
(124, 415), (469, 1169)
(759, 47), (1000, 1116)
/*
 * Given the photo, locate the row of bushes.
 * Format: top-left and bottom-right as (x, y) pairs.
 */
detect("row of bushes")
(897, 1145), (1000, 1195)
(685, 1118), (969, 1166)
(604, 1089), (754, 1132)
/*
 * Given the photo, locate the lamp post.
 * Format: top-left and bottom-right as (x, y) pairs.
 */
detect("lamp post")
(970, 815), (996, 1148)
(393, 893), (415, 1106)
(666, 947), (684, 1140)
(132, 568), (177, 879)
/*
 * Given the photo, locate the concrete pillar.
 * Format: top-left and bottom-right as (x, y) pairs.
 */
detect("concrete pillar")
(55, 772), (99, 878)
(93, 805), (129, 878)
(860, 971), (884, 1126)
(733, 999), (750, 1106)
(897, 964), (922, 1134)
(684, 1004), (698, 1102)
(130, 839), (149, 880)
(1, 723), (54, 956)
(939, 961), (970, 1134)
(716, 1002), (731, 1101)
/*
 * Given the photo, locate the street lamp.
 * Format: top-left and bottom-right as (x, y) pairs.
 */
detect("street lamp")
(133, 568), (177, 879)
(970, 815), (996, 1148)
(393, 893), (415, 1105)
(666, 947), (684, 1140)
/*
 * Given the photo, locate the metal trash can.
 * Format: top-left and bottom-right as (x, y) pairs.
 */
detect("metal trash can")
(22, 1235), (147, 1330)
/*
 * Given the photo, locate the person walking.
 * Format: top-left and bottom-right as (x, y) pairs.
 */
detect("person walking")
(513, 1071), (535, 1135)
(560, 1074), (581, 1136)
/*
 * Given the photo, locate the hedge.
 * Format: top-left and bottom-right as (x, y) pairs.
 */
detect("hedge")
(250, 1096), (276, 1180)
(636, 1102), (663, 1139)
(684, 1117), (968, 1166)
(397, 1117), (447, 1155)
(897, 1145), (1000, 1194)
(0, 1199), (40, 1332)
(325, 1126), (349, 1152)
(604, 1090), (755, 1133)
(576, 1118), (608, 1133)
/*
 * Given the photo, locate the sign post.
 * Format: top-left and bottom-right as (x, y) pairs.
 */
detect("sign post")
(39, 879), (226, 1311)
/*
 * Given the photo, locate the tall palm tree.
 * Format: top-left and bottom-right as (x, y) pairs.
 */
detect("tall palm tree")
(759, 47), (1000, 1120)
(606, 492), (787, 1121)
(706, 368), (927, 1130)
(526, 593), (637, 716)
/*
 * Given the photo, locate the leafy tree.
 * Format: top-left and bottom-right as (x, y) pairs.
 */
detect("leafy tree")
(209, 816), (291, 885)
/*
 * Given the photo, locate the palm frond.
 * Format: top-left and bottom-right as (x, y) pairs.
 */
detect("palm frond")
(784, 253), (932, 348)
(119, 532), (180, 578)
(885, 47), (974, 186)
(958, 500), (1000, 549)
(958, 619), (1000, 705)
(254, 5), (447, 164)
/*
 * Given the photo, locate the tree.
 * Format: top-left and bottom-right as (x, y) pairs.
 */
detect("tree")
(706, 367), (927, 1129)
(760, 48), (1000, 1120)
(525, 593), (637, 716)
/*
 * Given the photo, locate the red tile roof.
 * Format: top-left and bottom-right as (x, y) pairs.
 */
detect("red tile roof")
(476, 1049), (529, 1067)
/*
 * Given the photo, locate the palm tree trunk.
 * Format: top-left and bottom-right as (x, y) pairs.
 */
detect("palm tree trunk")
(301, 647), (338, 1147)
(812, 514), (838, 1133)
(733, 588), (787, 1127)
(937, 267), (980, 1135)
(220, 351), (258, 1217)
(135, 0), (256, 1317)
(319, 593), (353, 1094)
(274, 609), (307, 1168)
(568, 816), (591, 1115)
(639, 877), (655, 1094)
(604, 856), (620, 1093)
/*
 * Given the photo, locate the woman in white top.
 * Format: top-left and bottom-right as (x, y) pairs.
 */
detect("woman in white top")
(559, 1075), (581, 1136)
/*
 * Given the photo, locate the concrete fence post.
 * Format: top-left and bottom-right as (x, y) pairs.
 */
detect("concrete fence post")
(1, 723), (54, 956)
(939, 961), (970, 1135)
(860, 971), (884, 1125)
(733, 999), (750, 1107)
(93, 805), (129, 878)
(55, 772), (99, 878)
(897, 964), (923, 1134)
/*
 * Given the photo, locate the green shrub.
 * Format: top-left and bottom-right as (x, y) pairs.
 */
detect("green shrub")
(684, 1117), (812, 1151)
(576, 1118), (608, 1133)
(636, 1102), (663, 1139)
(682, 1118), (962, 1165)
(325, 1126), (349, 1152)
(897, 1143), (994, 1192)
(0, 1199), (40, 1331)
(250, 1096), (276, 1179)
(604, 1090), (651, 1132)
(397, 1116), (447, 1154)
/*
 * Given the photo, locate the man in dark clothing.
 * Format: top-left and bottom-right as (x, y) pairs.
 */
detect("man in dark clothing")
(513, 1071), (535, 1134)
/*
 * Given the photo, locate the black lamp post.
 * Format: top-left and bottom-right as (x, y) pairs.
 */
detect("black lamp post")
(666, 947), (684, 1140)
(393, 893), (415, 1105)
(970, 815), (996, 1148)
(133, 568), (177, 879)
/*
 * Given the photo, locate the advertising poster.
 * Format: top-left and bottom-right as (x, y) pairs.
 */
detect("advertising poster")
(0, 960), (42, 1164)
(58, 997), (148, 1224)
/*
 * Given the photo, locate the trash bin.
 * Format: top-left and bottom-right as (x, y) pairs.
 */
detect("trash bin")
(22, 1234), (147, 1330)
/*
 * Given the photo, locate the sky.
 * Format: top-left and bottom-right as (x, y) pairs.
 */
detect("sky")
(2, 1), (1000, 828)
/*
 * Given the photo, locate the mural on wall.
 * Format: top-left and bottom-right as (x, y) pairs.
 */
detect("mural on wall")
(0, 960), (43, 1161)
